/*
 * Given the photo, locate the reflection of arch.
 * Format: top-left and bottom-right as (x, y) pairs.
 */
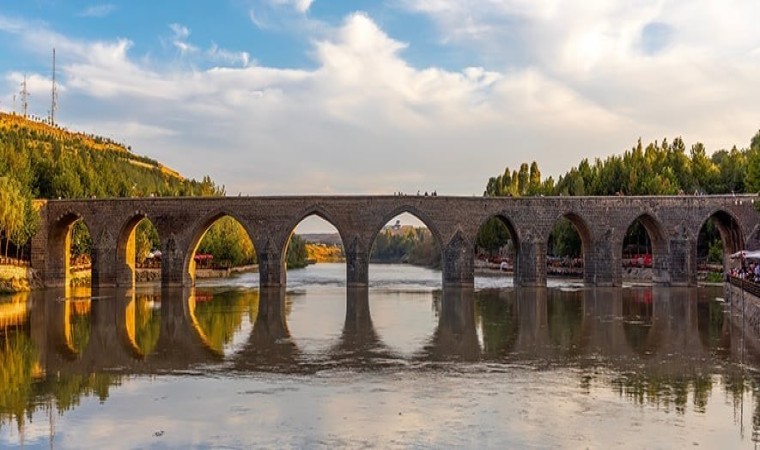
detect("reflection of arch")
(48, 211), (91, 287)
(116, 212), (160, 287)
(187, 293), (221, 354)
(622, 289), (657, 356)
(419, 288), (480, 361)
(475, 289), (519, 357)
(546, 290), (585, 354)
(622, 213), (669, 282)
(144, 288), (225, 367)
(123, 293), (162, 358)
(183, 209), (257, 286)
(232, 287), (300, 371)
(190, 289), (254, 354)
(62, 298), (92, 359)
(328, 287), (396, 366)
(697, 209), (745, 263)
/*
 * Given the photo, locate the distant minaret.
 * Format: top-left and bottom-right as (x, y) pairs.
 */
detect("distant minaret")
(50, 48), (58, 125)
(19, 74), (29, 118)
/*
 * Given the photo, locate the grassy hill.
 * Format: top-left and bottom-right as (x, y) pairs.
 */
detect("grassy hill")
(0, 112), (219, 199)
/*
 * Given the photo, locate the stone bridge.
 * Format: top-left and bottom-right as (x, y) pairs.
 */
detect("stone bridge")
(30, 195), (760, 288)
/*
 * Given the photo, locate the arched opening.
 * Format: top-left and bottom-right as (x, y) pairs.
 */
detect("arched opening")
(474, 215), (517, 286)
(698, 211), (744, 280)
(47, 213), (93, 289)
(284, 214), (346, 287)
(369, 212), (441, 287)
(117, 215), (161, 287)
(546, 213), (591, 281)
(186, 214), (257, 286)
(621, 214), (667, 283)
(68, 220), (92, 289)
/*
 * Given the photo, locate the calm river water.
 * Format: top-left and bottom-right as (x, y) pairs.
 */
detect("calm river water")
(1, 263), (759, 448)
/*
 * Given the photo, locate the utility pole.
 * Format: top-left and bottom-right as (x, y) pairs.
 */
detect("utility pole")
(19, 74), (29, 118)
(50, 48), (57, 125)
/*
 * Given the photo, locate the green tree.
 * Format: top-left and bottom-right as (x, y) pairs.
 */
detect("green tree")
(286, 234), (308, 268)
(0, 177), (25, 257)
(9, 198), (40, 259)
(747, 130), (760, 192)
(134, 220), (160, 264)
(197, 217), (256, 268)
(476, 218), (511, 255)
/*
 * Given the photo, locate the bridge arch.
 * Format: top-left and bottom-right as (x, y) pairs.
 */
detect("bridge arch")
(116, 212), (161, 287)
(474, 213), (521, 281)
(621, 213), (669, 284)
(182, 209), (257, 287)
(369, 205), (445, 284)
(696, 209), (745, 261)
(284, 205), (348, 245)
(282, 209), (347, 287)
(47, 211), (94, 288)
(546, 211), (593, 282)
(371, 205), (444, 250)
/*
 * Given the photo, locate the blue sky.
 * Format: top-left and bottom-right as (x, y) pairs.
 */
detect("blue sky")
(1, 0), (759, 208)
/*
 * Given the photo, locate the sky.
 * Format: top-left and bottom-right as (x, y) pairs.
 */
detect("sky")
(0, 0), (759, 202)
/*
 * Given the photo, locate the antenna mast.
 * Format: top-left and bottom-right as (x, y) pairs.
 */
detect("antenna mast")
(50, 48), (57, 125)
(19, 74), (29, 118)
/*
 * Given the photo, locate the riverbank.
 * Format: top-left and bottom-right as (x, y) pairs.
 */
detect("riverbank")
(0, 265), (43, 294)
(135, 264), (258, 283)
(474, 266), (656, 281)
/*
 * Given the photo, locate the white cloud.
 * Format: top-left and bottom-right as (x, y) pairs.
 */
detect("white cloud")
(168, 23), (198, 55)
(78, 4), (116, 18)
(207, 43), (251, 67)
(0, 5), (759, 197)
(269, 0), (315, 13)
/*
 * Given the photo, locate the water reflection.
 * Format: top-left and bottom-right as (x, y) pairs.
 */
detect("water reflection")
(329, 287), (396, 368)
(124, 292), (161, 357)
(2, 283), (760, 446)
(232, 287), (300, 372)
(422, 288), (480, 361)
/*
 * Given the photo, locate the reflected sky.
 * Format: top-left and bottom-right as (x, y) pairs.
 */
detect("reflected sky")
(2, 264), (760, 448)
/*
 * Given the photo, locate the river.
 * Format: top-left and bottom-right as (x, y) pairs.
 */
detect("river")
(1, 263), (759, 448)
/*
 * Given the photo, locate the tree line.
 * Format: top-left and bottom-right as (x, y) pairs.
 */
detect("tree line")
(371, 227), (441, 268)
(478, 131), (760, 259)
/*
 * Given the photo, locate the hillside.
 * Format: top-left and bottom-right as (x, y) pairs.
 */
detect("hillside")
(0, 112), (220, 199)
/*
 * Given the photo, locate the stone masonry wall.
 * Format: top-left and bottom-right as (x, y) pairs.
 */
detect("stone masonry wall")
(33, 194), (760, 289)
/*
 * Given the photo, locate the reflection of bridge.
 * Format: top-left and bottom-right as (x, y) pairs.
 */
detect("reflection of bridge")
(22, 286), (745, 377)
(31, 195), (760, 288)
